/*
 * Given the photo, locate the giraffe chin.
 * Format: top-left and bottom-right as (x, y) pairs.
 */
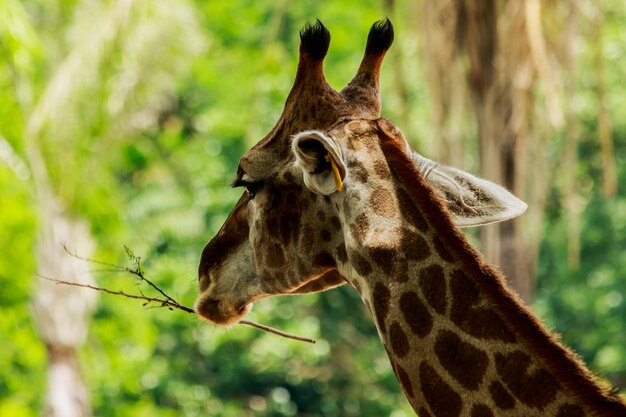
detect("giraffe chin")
(195, 296), (253, 327)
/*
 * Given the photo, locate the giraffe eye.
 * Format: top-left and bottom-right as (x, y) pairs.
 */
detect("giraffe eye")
(232, 175), (263, 199)
(244, 181), (263, 199)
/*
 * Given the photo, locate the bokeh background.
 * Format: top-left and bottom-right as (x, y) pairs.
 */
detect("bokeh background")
(1, 1), (625, 416)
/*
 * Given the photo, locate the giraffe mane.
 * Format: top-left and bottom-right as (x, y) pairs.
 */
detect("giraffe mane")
(375, 118), (626, 417)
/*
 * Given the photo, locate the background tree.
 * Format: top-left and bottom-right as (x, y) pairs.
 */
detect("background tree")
(1, 1), (625, 416)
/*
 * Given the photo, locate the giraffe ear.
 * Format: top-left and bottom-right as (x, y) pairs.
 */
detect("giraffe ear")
(411, 151), (527, 227)
(293, 130), (347, 195)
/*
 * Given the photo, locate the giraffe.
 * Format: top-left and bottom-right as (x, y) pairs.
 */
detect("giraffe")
(195, 19), (626, 417)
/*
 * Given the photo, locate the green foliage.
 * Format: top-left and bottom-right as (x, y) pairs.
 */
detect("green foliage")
(1, 0), (626, 416)
(535, 124), (626, 389)
(0, 168), (43, 417)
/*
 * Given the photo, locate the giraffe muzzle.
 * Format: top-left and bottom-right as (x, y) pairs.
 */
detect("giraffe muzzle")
(195, 295), (253, 326)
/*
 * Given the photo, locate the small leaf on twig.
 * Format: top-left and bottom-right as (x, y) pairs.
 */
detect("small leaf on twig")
(124, 245), (135, 261)
(46, 248), (316, 345)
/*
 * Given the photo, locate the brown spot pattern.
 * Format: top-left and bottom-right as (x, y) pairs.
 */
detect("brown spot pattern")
(335, 243), (348, 263)
(349, 250), (372, 276)
(392, 259), (410, 283)
(392, 259), (410, 282)
(276, 210), (301, 245)
(396, 186), (429, 233)
(350, 213), (370, 243)
(556, 404), (585, 417)
(395, 364), (414, 398)
(320, 229), (331, 242)
(266, 243), (286, 268)
(495, 350), (560, 409)
(471, 404), (494, 417)
(370, 187), (397, 218)
(450, 269), (516, 343)
(266, 189), (302, 246)
(314, 251), (335, 268)
(281, 171), (295, 183)
(399, 291), (433, 338)
(420, 362), (462, 417)
(489, 381), (516, 410)
(434, 330), (488, 390)
(373, 159), (392, 180)
(418, 408), (433, 417)
(402, 229), (431, 261)
(300, 225), (315, 253)
(418, 264), (447, 314)
(433, 236), (455, 262)
(389, 322), (410, 358)
(330, 215), (341, 230)
(369, 247), (396, 275)
(347, 159), (369, 183)
(372, 282), (391, 332)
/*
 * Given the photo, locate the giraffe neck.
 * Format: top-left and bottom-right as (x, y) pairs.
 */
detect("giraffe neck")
(339, 135), (626, 417)
(352, 260), (592, 417)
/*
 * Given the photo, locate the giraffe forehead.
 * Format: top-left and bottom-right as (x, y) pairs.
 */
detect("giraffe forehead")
(237, 107), (368, 181)
(237, 117), (384, 186)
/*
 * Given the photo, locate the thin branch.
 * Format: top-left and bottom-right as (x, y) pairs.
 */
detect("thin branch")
(64, 244), (176, 305)
(50, 250), (317, 345)
(40, 275), (194, 313)
(63, 245), (125, 271)
(239, 320), (315, 344)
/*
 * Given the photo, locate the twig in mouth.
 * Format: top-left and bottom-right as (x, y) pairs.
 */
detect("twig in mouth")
(239, 320), (315, 344)
(45, 249), (317, 345)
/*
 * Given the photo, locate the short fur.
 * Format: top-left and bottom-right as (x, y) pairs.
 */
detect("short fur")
(197, 20), (626, 417)
(376, 119), (626, 417)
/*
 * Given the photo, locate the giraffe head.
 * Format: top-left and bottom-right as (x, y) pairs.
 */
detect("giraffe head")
(196, 19), (526, 325)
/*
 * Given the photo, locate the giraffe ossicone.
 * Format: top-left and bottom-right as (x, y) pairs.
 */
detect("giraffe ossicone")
(196, 18), (626, 417)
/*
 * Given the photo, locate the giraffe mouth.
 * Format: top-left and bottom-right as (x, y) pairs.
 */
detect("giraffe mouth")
(195, 295), (253, 326)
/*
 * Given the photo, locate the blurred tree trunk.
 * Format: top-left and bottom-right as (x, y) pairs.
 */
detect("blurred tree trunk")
(456, 0), (529, 299)
(420, 0), (561, 303)
(34, 204), (96, 417)
(562, 0), (583, 270)
(593, 12), (617, 198)
(2, 0), (203, 414)
(383, 0), (413, 141)
(28, 141), (96, 417)
(419, 0), (469, 169)
(243, 0), (288, 147)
